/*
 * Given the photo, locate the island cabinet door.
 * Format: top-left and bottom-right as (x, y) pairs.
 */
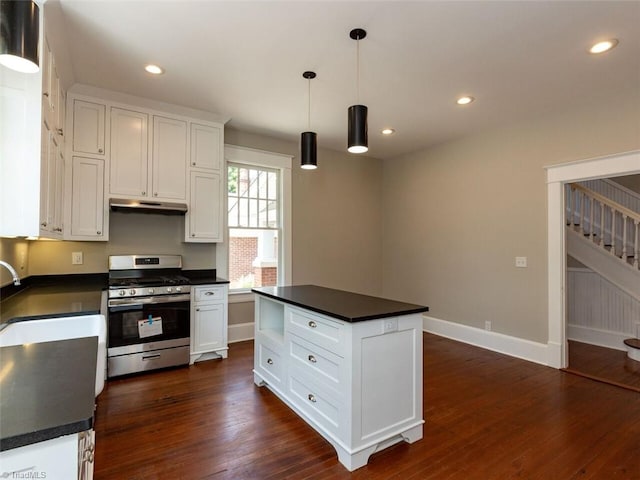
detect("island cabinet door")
(350, 314), (424, 449)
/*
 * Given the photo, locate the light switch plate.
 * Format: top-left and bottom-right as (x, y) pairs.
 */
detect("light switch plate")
(72, 252), (84, 265)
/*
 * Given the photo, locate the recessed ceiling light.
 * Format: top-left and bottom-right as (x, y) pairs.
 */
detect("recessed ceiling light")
(381, 128), (395, 135)
(456, 96), (475, 106)
(144, 64), (164, 75)
(589, 39), (618, 54)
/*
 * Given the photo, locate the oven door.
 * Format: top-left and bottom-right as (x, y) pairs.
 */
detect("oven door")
(107, 294), (190, 351)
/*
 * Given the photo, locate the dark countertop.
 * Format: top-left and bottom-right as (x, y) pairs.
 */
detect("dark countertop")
(0, 274), (106, 324)
(252, 285), (429, 322)
(182, 269), (229, 285)
(0, 336), (97, 451)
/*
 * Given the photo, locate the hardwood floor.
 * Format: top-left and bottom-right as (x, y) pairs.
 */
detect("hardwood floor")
(94, 334), (640, 479)
(566, 340), (640, 392)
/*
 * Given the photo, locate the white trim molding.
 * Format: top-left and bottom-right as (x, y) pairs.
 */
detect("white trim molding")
(545, 149), (640, 368)
(423, 315), (550, 366)
(228, 322), (255, 343)
(567, 324), (629, 351)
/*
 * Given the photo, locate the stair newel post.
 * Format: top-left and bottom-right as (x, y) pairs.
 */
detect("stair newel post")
(599, 202), (605, 247)
(621, 214), (628, 260)
(589, 196), (595, 240)
(634, 219), (639, 269)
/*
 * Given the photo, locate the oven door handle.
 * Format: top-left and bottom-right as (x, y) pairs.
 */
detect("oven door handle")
(108, 294), (191, 308)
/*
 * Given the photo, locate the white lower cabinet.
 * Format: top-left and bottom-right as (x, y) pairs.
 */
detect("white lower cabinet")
(190, 284), (228, 364)
(253, 296), (424, 471)
(0, 430), (95, 479)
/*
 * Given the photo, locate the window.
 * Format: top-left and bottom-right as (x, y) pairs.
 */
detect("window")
(219, 145), (292, 296)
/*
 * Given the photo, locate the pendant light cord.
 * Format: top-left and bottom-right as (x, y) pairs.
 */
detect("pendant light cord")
(308, 77), (311, 130)
(356, 36), (360, 104)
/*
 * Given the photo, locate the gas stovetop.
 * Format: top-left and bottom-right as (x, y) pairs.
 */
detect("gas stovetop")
(107, 255), (191, 299)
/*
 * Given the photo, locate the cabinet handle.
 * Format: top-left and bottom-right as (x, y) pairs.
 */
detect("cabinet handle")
(308, 355), (317, 363)
(267, 358), (273, 365)
(192, 162), (196, 166)
(307, 393), (316, 403)
(204, 291), (215, 296)
(154, 192), (158, 196)
(308, 321), (317, 328)
(192, 233), (196, 237)
(41, 222), (47, 227)
(57, 128), (63, 136)
(196, 308), (200, 311)
(142, 191), (146, 195)
(43, 92), (49, 98)
(97, 231), (101, 235)
(98, 148), (104, 153)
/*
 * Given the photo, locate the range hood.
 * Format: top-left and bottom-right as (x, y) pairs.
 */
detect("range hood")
(110, 198), (188, 215)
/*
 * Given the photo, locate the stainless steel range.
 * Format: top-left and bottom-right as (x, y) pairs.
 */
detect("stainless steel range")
(105, 255), (191, 377)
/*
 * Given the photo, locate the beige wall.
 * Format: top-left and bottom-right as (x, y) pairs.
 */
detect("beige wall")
(381, 96), (640, 344)
(0, 238), (30, 287)
(27, 212), (216, 275)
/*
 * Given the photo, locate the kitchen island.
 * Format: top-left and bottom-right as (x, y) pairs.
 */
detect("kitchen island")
(252, 285), (429, 471)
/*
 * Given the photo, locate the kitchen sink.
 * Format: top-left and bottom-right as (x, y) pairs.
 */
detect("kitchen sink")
(0, 314), (107, 397)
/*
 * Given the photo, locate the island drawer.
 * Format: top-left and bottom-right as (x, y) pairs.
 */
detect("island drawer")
(286, 307), (345, 355)
(288, 332), (343, 393)
(288, 369), (342, 437)
(256, 341), (283, 386)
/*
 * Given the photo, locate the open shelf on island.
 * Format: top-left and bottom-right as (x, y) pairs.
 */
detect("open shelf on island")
(256, 296), (284, 342)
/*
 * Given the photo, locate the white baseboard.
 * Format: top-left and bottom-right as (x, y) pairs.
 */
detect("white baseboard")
(423, 315), (551, 366)
(567, 324), (629, 351)
(228, 322), (254, 343)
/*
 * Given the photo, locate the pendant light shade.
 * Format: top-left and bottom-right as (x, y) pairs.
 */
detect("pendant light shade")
(348, 104), (368, 154)
(347, 28), (368, 154)
(0, 0), (40, 73)
(300, 71), (318, 170)
(300, 131), (317, 170)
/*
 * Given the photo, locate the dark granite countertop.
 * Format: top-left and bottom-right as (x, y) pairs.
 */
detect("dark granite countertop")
(0, 274), (106, 324)
(182, 269), (229, 286)
(252, 285), (429, 322)
(0, 336), (97, 451)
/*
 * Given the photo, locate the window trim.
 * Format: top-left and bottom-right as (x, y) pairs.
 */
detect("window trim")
(217, 144), (292, 301)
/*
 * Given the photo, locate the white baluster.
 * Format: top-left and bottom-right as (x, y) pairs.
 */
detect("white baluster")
(610, 207), (616, 257)
(621, 214), (628, 261)
(579, 191), (585, 235)
(589, 196), (595, 240)
(566, 184), (572, 226)
(599, 201), (605, 247)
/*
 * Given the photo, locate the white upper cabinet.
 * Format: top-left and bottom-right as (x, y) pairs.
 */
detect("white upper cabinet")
(70, 156), (105, 240)
(72, 99), (105, 156)
(187, 170), (222, 242)
(190, 123), (221, 171)
(109, 107), (149, 197)
(152, 116), (187, 200)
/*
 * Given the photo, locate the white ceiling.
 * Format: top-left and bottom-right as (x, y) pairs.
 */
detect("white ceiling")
(47, 0), (640, 160)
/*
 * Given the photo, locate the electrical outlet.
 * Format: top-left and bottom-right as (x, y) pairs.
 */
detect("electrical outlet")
(485, 321), (492, 331)
(515, 256), (527, 268)
(383, 318), (398, 334)
(72, 252), (83, 265)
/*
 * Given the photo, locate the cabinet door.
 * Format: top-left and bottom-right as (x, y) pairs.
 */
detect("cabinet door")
(152, 116), (187, 200)
(110, 107), (148, 197)
(193, 303), (226, 353)
(187, 171), (222, 242)
(39, 123), (52, 233)
(39, 126), (64, 238)
(190, 123), (221, 170)
(52, 141), (65, 234)
(71, 156), (105, 239)
(72, 100), (105, 155)
(41, 37), (53, 123)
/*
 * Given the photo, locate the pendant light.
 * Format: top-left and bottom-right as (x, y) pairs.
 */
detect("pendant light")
(0, 0), (40, 73)
(347, 28), (368, 154)
(300, 71), (318, 170)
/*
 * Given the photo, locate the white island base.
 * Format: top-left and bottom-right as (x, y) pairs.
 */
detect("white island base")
(252, 287), (426, 471)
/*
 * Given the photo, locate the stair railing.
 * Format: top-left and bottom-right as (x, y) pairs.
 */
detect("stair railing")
(566, 183), (639, 269)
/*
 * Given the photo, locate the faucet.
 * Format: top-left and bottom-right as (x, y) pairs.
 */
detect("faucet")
(0, 261), (21, 286)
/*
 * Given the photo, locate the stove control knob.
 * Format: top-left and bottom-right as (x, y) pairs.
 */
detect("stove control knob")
(167, 287), (173, 293)
(175, 286), (182, 293)
(118, 290), (126, 297)
(129, 289), (136, 296)
(148, 288), (155, 295)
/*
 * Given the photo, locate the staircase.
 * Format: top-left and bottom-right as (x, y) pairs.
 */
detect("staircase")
(565, 181), (640, 358)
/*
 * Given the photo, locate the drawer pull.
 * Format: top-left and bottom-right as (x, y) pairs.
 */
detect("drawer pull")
(267, 358), (273, 365)
(308, 321), (317, 328)
(142, 354), (161, 361)
(308, 393), (316, 403)
(308, 355), (317, 363)
(204, 291), (215, 296)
